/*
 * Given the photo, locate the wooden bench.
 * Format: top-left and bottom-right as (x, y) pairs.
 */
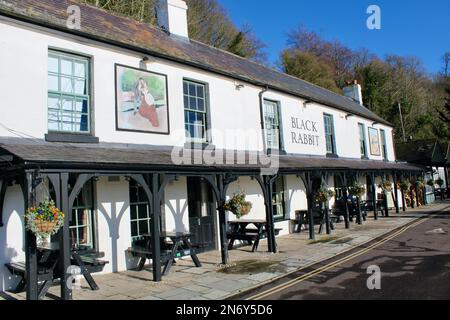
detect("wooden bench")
(4, 250), (59, 299)
(227, 227), (282, 252)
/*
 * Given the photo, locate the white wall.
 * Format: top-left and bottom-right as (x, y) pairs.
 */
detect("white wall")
(164, 177), (189, 233)
(0, 18), (396, 161)
(0, 185), (25, 292)
(96, 177), (134, 273)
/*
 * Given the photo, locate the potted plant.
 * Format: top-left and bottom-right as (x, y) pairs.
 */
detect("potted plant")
(223, 191), (252, 219)
(399, 181), (411, 192)
(25, 199), (65, 244)
(378, 179), (392, 192)
(348, 183), (366, 197)
(315, 185), (335, 203)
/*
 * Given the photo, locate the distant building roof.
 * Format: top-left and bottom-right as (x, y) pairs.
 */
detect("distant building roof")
(396, 140), (447, 166)
(0, 0), (392, 126)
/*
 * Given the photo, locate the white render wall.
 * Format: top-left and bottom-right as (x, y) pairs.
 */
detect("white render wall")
(0, 18), (395, 161)
(0, 185), (25, 292)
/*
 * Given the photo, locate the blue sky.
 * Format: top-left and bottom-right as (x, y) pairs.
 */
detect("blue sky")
(219, 0), (450, 75)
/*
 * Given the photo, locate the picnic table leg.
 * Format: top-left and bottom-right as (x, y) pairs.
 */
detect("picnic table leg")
(162, 242), (180, 276)
(251, 237), (260, 252)
(38, 281), (53, 300)
(137, 258), (146, 271)
(228, 237), (235, 250)
(71, 253), (99, 291)
(184, 240), (202, 267)
(14, 277), (26, 293)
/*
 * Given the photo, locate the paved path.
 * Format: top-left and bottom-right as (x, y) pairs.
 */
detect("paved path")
(235, 208), (450, 300)
(2, 202), (449, 300)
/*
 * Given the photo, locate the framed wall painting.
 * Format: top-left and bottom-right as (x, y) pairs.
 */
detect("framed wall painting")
(368, 127), (381, 156)
(115, 64), (170, 134)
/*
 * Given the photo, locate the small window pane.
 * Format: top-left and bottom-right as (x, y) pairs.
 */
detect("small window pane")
(61, 58), (73, 76)
(131, 221), (138, 237)
(74, 62), (86, 78)
(48, 75), (59, 92)
(189, 83), (196, 96)
(61, 77), (74, 94)
(74, 79), (86, 95)
(48, 56), (59, 73)
(197, 85), (204, 98)
(139, 220), (149, 235)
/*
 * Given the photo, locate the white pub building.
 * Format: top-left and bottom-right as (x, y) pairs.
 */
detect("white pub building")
(0, 0), (422, 300)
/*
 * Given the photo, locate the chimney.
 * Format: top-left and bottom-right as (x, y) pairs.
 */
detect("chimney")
(156, 0), (189, 39)
(343, 80), (363, 105)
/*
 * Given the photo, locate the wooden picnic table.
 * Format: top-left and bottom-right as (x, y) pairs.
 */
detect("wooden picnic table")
(4, 243), (108, 299)
(129, 232), (202, 276)
(227, 219), (280, 252)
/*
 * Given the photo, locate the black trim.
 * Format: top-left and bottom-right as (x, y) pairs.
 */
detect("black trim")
(326, 153), (339, 159)
(45, 133), (99, 144)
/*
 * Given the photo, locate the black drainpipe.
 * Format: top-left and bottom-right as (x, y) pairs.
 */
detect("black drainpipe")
(259, 85), (269, 153)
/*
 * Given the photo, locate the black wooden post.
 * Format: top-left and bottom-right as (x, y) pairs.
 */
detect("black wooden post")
(305, 172), (315, 240)
(324, 202), (331, 234)
(342, 188), (350, 229)
(59, 172), (72, 300)
(263, 175), (277, 253)
(217, 174), (229, 265)
(23, 172), (38, 300)
(393, 173), (400, 213)
(445, 167), (450, 198)
(356, 196), (362, 225)
(151, 173), (162, 282)
(0, 179), (7, 227)
(372, 173), (378, 220)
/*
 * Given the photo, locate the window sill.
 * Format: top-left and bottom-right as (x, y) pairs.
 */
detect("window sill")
(45, 132), (99, 144)
(184, 142), (215, 150)
(267, 148), (287, 156)
(326, 153), (339, 158)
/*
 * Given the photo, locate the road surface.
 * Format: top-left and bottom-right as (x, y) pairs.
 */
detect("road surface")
(234, 211), (450, 300)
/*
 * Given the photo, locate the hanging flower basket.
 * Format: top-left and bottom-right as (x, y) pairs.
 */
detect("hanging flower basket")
(427, 179), (435, 187)
(378, 180), (392, 192)
(399, 181), (411, 192)
(25, 199), (65, 238)
(315, 186), (335, 203)
(435, 178), (444, 188)
(348, 183), (366, 197)
(415, 178), (425, 189)
(223, 192), (252, 219)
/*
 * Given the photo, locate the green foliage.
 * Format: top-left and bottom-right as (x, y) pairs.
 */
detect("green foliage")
(348, 183), (366, 197)
(435, 178), (444, 187)
(121, 70), (166, 100)
(223, 191), (252, 219)
(399, 181), (411, 191)
(314, 185), (335, 203)
(378, 179), (392, 192)
(281, 50), (341, 93)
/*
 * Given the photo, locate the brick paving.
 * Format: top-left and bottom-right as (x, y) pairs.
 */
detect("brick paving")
(2, 202), (449, 301)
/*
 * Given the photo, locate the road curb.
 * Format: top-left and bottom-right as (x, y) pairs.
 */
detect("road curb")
(222, 203), (450, 300)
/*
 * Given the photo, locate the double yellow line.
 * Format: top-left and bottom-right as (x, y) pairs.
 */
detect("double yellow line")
(247, 217), (429, 300)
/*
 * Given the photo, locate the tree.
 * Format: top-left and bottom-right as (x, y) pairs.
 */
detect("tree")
(280, 50), (341, 93)
(82, 0), (266, 62)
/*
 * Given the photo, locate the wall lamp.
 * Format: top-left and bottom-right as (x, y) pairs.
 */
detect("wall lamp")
(139, 56), (156, 69)
(345, 113), (355, 120)
(234, 82), (245, 90)
(303, 100), (313, 108)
